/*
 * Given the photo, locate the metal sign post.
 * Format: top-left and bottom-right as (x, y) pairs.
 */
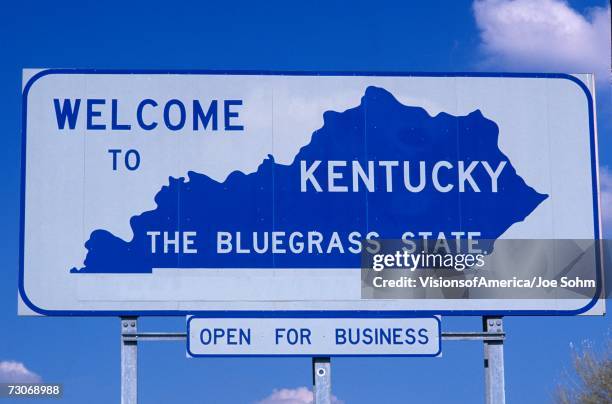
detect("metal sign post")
(312, 357), (332, 404)
(120, 317), (138, 404)
(483, 316), (505, 404)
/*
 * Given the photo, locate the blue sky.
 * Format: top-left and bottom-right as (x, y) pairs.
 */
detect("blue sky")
(0, 0), (610, 403)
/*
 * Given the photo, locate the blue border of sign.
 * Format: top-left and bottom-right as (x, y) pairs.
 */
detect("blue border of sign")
(19, 69), (603, 317)
(185, 315), (442, 357)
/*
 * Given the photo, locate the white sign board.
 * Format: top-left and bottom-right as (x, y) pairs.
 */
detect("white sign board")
(187, 317), (441, 356)
(20, 69), (603, 316)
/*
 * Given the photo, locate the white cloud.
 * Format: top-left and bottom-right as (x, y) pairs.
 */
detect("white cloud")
(599, 166), (612, 237)
(0, 361), (41, 383)
(473, 0), (611, 82)
(473, 0), (612, 235)
(256, 387), (342, 404)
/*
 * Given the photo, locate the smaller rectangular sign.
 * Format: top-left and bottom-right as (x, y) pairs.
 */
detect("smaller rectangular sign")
(187, 317), (441, 357)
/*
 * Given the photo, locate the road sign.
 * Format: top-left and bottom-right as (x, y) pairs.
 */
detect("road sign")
(20, 69), (603, 315)
(186, 317), (441, 356)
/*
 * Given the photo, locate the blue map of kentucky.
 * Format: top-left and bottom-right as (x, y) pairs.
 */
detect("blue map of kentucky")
(71, 86), (547, 273)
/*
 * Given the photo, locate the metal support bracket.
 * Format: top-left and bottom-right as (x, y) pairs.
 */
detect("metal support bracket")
(442, 331), (505, 341)
(121, 332), (186, 342)
(119, 319), (507, 404)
